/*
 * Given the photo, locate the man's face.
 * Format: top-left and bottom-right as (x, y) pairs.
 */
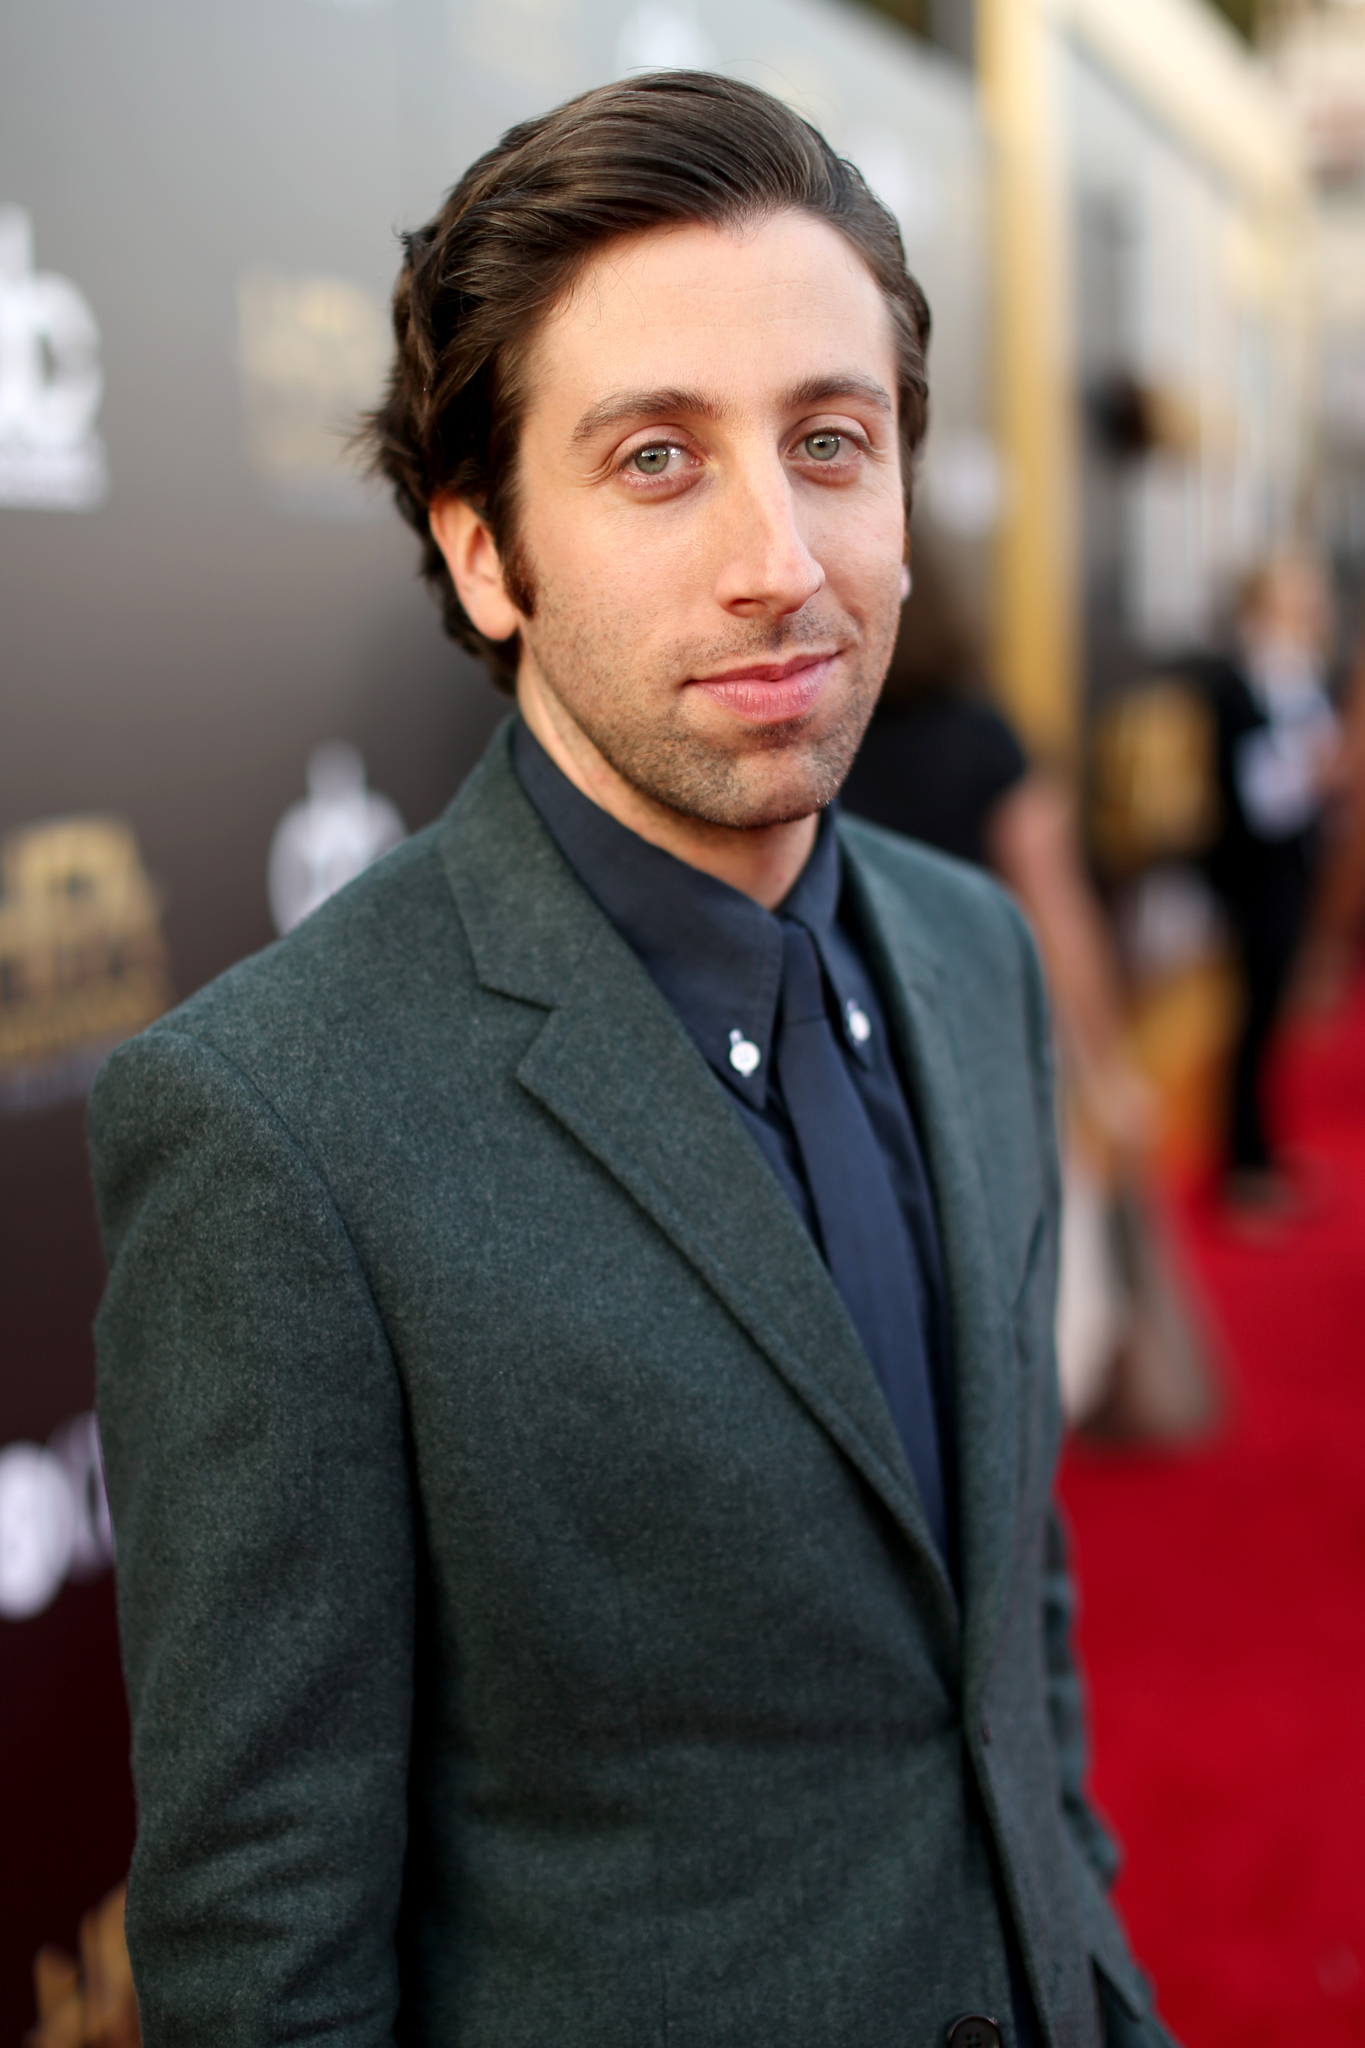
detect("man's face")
(496, 210), (908, 830)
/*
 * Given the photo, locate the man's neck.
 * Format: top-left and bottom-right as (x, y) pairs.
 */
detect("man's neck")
(516, 671), (819, 912)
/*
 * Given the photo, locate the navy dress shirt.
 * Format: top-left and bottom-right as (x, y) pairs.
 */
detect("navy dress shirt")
(511, 717), (956, 1570)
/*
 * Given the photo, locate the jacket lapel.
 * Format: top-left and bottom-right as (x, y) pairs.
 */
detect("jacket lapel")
(839, 828), (1022, 1702)
(440, 732), (959, 1651)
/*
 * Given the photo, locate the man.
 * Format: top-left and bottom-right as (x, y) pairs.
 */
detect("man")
(90, 74), (1175, 2048)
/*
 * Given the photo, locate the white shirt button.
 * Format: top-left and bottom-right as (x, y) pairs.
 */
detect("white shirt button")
(846, 1000), (871, 1045)
(728, 1029), (761, 1077)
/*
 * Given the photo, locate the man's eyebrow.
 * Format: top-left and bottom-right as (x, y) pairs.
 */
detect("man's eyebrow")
(572, 389), (716, 444)
(784, 373), (894, 416)
(570, 373), (894, 446)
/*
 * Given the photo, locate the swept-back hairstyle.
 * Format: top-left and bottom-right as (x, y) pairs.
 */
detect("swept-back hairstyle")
(364, 71), (931, 689)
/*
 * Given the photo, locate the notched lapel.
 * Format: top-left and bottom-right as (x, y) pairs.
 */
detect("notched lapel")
(840, 832), (1024, 1698)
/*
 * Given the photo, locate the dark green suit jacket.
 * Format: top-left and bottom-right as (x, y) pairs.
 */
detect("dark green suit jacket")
(90, 726), (1174, 2048)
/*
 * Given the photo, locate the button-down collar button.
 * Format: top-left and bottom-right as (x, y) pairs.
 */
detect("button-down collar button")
(728, 1029), (761, 1077)
(845, 999), (871, 1045)
(945, 2017), (1001, 2048)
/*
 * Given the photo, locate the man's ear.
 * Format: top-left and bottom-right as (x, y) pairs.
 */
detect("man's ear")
(429, 496), (523, 643)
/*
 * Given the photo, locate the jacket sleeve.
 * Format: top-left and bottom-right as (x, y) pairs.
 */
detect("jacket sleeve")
(89, 1025), (415, 2048)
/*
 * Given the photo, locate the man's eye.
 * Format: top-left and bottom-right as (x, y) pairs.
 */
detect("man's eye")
(630, 444), (678, 475)
(803, 432), (844, 462)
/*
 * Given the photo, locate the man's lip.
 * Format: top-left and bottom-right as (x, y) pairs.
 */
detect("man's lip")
(688, 652), (839, 687)
(684, 654), (839, 725)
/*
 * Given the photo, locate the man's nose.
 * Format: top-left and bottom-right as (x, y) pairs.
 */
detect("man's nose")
(712, 453), (825, 619)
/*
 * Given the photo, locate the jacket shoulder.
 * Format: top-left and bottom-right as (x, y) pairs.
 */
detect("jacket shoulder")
(89, 819), (477, 1151)
(143, 821), (459, 1055)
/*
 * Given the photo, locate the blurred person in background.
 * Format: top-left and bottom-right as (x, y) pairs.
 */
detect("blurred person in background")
(1189, 555), (1341, 1216)
(1292, 618), (1365, 1019)
(844, 537), (1215, 1440)
(87, 74), (1176, 2048)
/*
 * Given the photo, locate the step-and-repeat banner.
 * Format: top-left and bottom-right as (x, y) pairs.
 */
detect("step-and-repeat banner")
(0, 0), (984, 2028)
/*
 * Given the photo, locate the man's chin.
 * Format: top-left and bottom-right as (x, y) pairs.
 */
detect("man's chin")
(690, 785), (832, 833)
(565, 676), (878, 837)
(644, 743), (856, 834)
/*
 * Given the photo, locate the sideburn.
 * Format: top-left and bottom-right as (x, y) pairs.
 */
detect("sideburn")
(500, 529), (538, 619)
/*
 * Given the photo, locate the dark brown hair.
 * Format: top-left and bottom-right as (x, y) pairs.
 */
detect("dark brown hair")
(364, 71), (932, 689)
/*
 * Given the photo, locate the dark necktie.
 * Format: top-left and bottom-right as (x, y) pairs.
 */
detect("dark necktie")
(774, 919), (948, 1558)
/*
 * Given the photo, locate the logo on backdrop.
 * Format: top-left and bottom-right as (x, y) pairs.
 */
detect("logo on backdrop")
(267, 741), (405, 936)
(237, 269), (389, 516)
(0, 1412), (114, 1621)
(0, 205), (108, 511)
(0, 815), (172, 1114)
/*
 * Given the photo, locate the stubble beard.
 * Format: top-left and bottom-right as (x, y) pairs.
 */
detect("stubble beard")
(520, 579), (900, 832)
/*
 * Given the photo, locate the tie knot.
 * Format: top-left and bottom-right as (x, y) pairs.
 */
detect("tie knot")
(779, 919), (829, 1028)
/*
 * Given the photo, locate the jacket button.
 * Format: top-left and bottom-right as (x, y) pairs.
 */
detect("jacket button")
(946, 2018), (1001, 2048)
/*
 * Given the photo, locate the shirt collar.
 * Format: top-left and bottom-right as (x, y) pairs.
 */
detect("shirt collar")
(510, 717), (859, 1106)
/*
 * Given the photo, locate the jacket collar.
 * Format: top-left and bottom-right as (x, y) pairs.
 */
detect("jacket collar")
(440, 727), (1024, 1684)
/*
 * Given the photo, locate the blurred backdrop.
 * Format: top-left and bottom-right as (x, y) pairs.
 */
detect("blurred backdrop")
(4, 1), (1364, 2044)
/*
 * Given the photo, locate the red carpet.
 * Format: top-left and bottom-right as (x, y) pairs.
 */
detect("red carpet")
(1059, 978), (1365, 2046)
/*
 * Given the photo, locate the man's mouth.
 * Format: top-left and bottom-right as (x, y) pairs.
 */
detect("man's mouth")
(686, 652), (840, 725)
